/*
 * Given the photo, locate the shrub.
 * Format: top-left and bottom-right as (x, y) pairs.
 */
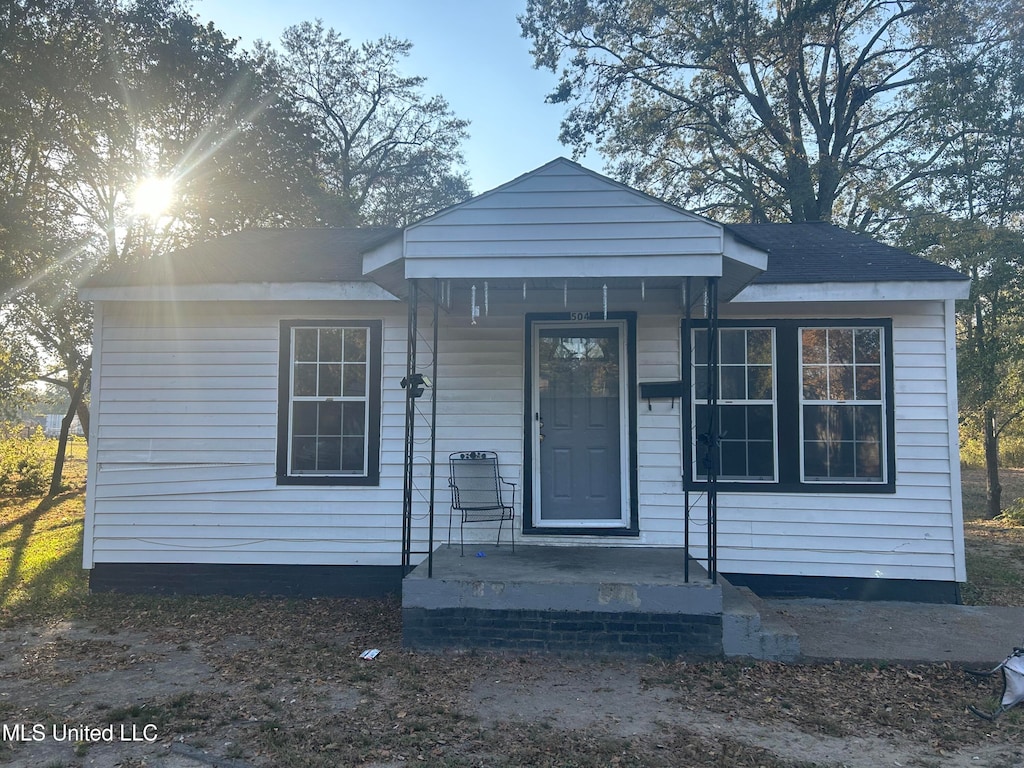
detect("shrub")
(0, 424), (51, 496)
(998, 497), (1024, 526)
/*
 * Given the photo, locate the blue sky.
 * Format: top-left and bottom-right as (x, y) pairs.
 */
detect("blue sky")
(196, 0), (599, 194)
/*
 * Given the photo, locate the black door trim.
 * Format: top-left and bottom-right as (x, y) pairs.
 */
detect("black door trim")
(523, 312), (640, 536)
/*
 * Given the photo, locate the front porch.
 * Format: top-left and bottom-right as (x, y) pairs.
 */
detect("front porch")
(402, 546), (799, 660)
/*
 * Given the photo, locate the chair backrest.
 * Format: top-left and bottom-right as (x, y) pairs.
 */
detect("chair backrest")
(449, 451), (503, 510)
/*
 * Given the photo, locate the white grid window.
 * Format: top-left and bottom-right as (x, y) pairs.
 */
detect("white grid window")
(799, 327), (885, 482)
(693, 327), (777, 482)
(288, 326), (370, 476)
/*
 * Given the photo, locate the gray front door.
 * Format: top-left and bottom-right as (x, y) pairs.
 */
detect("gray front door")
(533, 323), (628, 526)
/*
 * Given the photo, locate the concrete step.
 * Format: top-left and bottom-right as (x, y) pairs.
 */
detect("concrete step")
(722, 583), (800, 662)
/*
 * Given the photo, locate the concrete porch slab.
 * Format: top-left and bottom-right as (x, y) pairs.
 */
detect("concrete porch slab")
(402, 545), (724, 656)
(404, 544), (721, 614)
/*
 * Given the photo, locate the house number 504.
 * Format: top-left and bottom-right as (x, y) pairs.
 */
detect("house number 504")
(569, 311), (591, 321)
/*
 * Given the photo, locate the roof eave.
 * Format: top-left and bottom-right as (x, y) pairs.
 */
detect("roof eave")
(79, 281), (401, 303)
(730, 278), (971, 304)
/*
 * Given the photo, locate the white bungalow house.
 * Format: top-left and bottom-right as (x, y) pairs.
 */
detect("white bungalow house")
(79, 159), (970, 615)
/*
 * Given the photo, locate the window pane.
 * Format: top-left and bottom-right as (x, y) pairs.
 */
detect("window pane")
(692, 329), (709, 363)
(829, 441), (855, 478)
(803, 404), (828, 441)
(857, 442), (882, 478)
(319, 328), (343, 361)
(293, 364), (317, 397)
(720, 366), (745, 399)
(343, 402), (366, 436)
(720, 405), (747, 439)
(294, 329), (318, 362)
(748, 366), (772, 400)
(695, 404), (775, 481)
(747, 405), (774, 440)
(748, 442), (774, 478)
(802, 329), (826, 363)
(692, 328), (776, 483)
(802, 366), (827, 400)
(344, 328), (368, 362)
(318, 402), (343, 435)
(343, 363), (367, 397)
(694, 366), (709, 398)
(316, 437), (341, 471)
(342, 436), (365, 471)
(694, 404), (712, 434)
(830, 405), (855, 441)
(292, 436), (317, 471)
(855, 405), (882, 441)
(292, 402), (317, 435)
(828, 328), (853, 364)
(720, 441), (747, 477)
(856, 329), (881, 363)
(318, 363), (342, 397)
(747, 329), (773, 364)
(856, 365), (881, 400)
(720, 329), (746, 364)
(803, 403), (884, 481)
(829, 364), (854, 400)
(803, 441), (829, 479)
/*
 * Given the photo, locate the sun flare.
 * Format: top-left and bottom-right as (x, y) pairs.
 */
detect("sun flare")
(132, 176), (175, 218)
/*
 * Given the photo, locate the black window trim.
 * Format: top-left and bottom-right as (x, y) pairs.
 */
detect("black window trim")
(277, 319), (383, 486)
(682, 317), (896, 494)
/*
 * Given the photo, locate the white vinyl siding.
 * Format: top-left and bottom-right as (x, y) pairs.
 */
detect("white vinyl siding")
(703, 300), (962, 582)
(86, 300), (407, 567)
(86, 291), (964, 585)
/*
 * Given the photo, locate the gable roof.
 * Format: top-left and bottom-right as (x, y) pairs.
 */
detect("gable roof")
(363, 157), (767, 300)
(727, 222), (965, 284)
(82, 227), (400, 288)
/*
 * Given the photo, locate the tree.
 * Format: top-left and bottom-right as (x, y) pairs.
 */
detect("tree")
(266, 22), (472, 226)
(900, 11), (1024, 518)
(0, 0), (326, 493)
(520, 0), (1009, 231)
(903, 218), (1024, 518)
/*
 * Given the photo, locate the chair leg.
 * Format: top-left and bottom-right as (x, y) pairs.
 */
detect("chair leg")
(460, 516), (465, 557)
(510, 513), (515, 553)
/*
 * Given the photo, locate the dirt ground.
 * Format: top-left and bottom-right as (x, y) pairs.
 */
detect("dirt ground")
(1, 598), (1022, 768)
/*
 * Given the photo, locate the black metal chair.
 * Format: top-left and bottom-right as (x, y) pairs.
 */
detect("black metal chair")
(448, 451), (516, 556)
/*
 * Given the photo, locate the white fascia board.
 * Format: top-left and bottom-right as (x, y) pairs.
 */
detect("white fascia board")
(79, 281), (401, 302)
(730, 278), (971, 303)
(403, 252), (723, 280)
(361, 235), (405, 274)
(722, 229), (769, 272)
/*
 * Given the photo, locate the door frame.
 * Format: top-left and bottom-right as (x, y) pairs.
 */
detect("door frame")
(522, 311), (639, 536)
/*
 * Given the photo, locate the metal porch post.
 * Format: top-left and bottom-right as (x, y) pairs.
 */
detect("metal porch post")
(427, 279), (439, 577)
(684, 277), (692, 583)
(401, 279), (419, 572)
(706, 276), (719, 583)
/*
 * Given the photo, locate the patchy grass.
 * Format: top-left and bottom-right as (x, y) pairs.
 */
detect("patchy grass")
(0, 447), (89, 624)
(1, 445), (1024, 765)
(960, 465), (1024, 606)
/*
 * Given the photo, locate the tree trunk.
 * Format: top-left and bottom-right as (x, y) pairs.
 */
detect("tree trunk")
(48, 374), (87, 497)
(984, 407), (1002, 519)
(75, 401), (90, 445)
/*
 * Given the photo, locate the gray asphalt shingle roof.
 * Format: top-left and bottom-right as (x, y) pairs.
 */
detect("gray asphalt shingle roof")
(82, 222), (965, 289)
(82, 227), (400, 287)
(727, 222), (966, 284)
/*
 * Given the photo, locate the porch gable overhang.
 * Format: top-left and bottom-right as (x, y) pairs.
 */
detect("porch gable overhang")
(362, 159), (768, 300)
